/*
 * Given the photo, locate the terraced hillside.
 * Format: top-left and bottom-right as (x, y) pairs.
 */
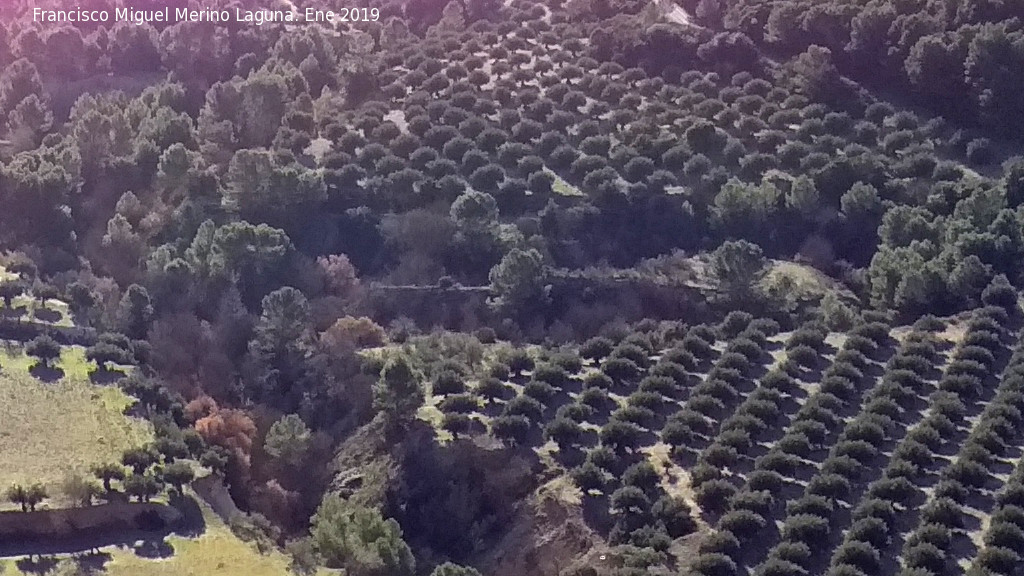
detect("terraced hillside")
(397, 280), (1024, 575)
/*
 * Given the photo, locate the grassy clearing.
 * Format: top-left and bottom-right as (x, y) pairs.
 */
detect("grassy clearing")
(551, 172), (584, 197)
(102, 498), (302, 576)
(4, 294), (74, 328)
(0, 497), (328, 576)
(0, 343), (150, 495)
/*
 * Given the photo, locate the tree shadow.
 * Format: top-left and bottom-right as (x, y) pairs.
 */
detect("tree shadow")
(578, 428), (599, 448)
(554, 445), (587, 468)
(581, 492), (613, 535)
(790, 360), (826, 385)
(561, 376), (584, 395)
(80, 550), (114, 572)
(15, 556), (59, 575)
(89, 366), (126, 385)
(670, 446), (699, 468)
(29, 364), (64, 383)
(0, 500), (200, 559)
(33, 308), (61, 323)
(133, 537), (174, 559)
(947, 532), (978, 569)
(543, 389), (575, 418)
(1, 306), (26, 320)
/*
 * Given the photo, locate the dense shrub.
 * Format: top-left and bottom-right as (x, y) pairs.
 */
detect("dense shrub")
(690, 553), (737, 576)
(653, 495), (697, 537)
(476, 377), (508, 402)
(832, 540), (881, 573)
(729, 489), (773, 516)
(781, 513), (830, 543)
(662, 347), (699, 370)
(747, 470), (785, 493)
(787, 345), (819, 368)
(439, 393), (479, 414)
(503, 395), (544, 421)
(903, 542), (945, 573)
(506, 349), (535, 374)
(601, 358), (642, 383)
(719, 311), (754, 339)
(650, 362), (690, 387)
(700, 530), (741, 558)
(491, 415), (531, 445)
(786, 494), (833, 518)
(433, 370), (466, 395)
(578, 388), (610, 412)
(580, 337), (614, 361)
(719, 509), (767, 540)
(696, 479), (738, 514)
(682, 335), (715, 359)
(523, 380), (558, 404)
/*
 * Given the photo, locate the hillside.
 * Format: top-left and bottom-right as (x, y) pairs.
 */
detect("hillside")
(0, 0), (1023, 575)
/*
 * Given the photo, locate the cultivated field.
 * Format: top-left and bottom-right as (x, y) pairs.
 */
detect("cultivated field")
(0, 343), (151, 496)
(407, 298), (1024, 575)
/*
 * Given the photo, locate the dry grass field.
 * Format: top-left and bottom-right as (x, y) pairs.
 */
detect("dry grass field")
(0, 344), (151, 494)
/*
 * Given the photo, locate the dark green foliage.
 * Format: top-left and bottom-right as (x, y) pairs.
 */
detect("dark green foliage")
(556, 403), (595, 423)
(650, 362), (690, 388)
(609, 343), (651, 369)
(690, 553), (737, 576)
(688, 393), (726, 417)
(476, 377), (507, 402)
(695, 479), (737, 513)
(26, 334), (61, 368)
(787, 494), (833, 518)
(747, 470), (785, 494)
(719, 311), (754, 339)
(846, 517), (889, 548)
(491, 415), (531, 445)
(682, 335), (715, 359)
(903, 542), (945, 573)
(601, 357), (642, 383)
(757, 558), (808, 576)
(504, 395), (544, 421)
(579, 387), (611, 409)
(906, 523), (951, 550)
(506, 349), (534, 374)
(700, 530), (741, 558)
(442, 412), (473, 438)
(786, 345), (819, 368)
(571, 461), (606, 492)
(719, 509), (767, 540)
(580, 337), (614, 361)
(749, 318), (781, 336)
(439, 394), (479, 414)
(433, 370), (466, 395)
(639, 375), (677, 397)
(612, 405), (656, 429)
(599, 419), (644, 451)
(782, 513), (830, 543)
(545, 417), (584, 447)
(622, 461), (660, 494)
(920, 497), (964, 528)
(976, 546), (1021, 574)
(523, 379), (558, 404)
(662, 347), (699, 371)
(431, 562), (482, 576)
(786, 329), (824, 351)
(717, 352), (752, 374)
(729, 489), (773, 516)
(831, 541), (880, 574)
(533, 363), (570, 387)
